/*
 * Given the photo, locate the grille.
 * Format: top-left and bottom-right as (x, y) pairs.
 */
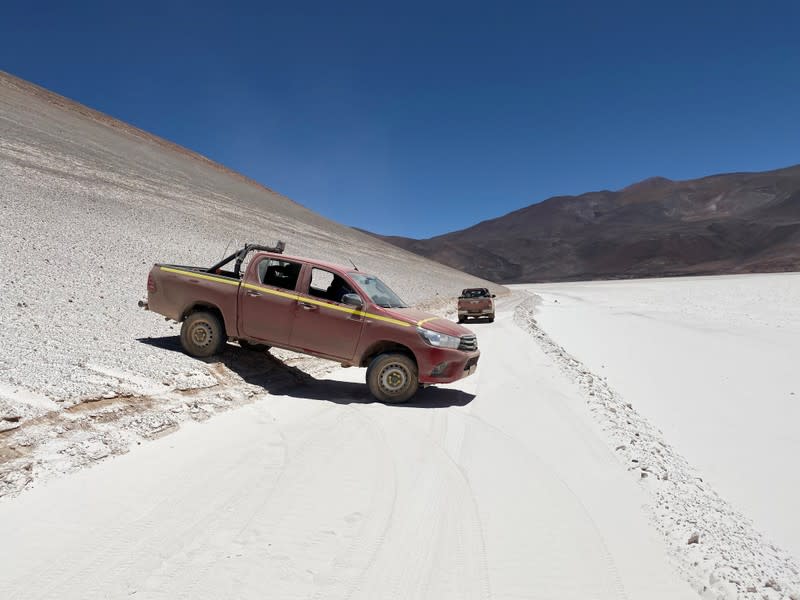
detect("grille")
(458, 334), (477, 352)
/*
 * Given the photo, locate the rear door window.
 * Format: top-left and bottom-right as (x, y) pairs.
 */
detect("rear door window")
(257, 258), (302, 291)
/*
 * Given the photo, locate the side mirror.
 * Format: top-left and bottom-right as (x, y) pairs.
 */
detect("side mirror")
(342, 293), (363, 308)
(491, 294), (496, 298)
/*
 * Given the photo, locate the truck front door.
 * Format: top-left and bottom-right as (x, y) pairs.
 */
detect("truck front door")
(238, 256), (303, 345)
(289, 267), (365, 360)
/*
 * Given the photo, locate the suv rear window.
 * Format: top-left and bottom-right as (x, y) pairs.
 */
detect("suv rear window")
(461, 288), (489, 298)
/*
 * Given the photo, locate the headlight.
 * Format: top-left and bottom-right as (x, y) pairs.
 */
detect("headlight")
(417, 327), (461, 349)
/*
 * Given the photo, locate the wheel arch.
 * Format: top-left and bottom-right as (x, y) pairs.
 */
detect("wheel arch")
(180, 302), (228, 336)
(359, 340), (418, 369)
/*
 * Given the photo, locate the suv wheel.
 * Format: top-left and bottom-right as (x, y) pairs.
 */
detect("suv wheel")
(366, 353), (418, 403)
(180, 311), (226, 357)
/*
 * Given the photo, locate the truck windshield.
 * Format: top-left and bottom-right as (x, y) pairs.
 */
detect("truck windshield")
(349, 273), (408, 308)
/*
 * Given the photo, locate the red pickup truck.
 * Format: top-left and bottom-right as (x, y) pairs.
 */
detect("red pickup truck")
(141, 243), (479, 403)
(457, 288), (496, 323)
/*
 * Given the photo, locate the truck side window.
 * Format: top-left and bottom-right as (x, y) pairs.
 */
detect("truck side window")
(258, 259), (302, 291)
(309, 268), (354, 303)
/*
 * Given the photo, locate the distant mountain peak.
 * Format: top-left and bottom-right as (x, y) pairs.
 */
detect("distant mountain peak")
(366, 164), (800, 283)
(622, 176), (674, 192)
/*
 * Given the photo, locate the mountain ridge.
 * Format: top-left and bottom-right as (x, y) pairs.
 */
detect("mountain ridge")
(363, 164), (800, 283)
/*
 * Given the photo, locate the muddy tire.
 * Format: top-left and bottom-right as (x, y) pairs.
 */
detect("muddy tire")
(366, 353), (418, 404)
(180, 311), (226, 358)
(488, 315), (495, 322)
(239, 340), (270, 352)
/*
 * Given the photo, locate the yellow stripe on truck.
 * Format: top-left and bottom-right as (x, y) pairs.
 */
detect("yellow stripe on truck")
(241, 282), (298, 301)
(160, 266), (413, 327)
(160, 266), (240, 286)
(416, 316), (440, 327)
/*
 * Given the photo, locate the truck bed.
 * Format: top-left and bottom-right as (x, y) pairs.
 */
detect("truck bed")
(146, 262), (243, 328)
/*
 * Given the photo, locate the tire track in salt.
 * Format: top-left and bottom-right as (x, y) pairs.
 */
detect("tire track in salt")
(461, 298), (629, 600)
(347, 406), (492, 600)
(137, 402), (339, 598)
(153, 403), (376, 599)
(163, 403), (398, 599)
(306, 403), (399, 600)
(461, 410), (628, 600)
(4, 401), (334, 600)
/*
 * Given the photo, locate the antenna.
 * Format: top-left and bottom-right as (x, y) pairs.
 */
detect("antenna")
(349, 259), (359, 271)
(221, 240), (232, 261)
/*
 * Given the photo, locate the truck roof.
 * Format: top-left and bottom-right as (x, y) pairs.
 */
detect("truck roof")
(255, 251), (365, 277)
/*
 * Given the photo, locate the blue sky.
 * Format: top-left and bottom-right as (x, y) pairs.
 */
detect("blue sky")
(2, 1), (799, 237)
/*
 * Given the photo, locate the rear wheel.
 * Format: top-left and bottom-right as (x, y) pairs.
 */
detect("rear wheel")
(366, 353), (418, 403)
(180, 311), (225, 357)
(239, 340), (270, 352)
(488, 314), (495, 322)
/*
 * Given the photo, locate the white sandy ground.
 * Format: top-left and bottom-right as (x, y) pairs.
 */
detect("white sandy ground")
(521, 274), (800, 598)
(526, 275), (800, 558)
(0, 295), (699, 600)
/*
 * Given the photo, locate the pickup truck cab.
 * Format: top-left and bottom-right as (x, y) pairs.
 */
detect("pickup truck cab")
(457, 288), (496, 323)
(142, 243), (479, 403)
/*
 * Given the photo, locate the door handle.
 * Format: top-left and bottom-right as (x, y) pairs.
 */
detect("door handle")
(246, 290), (262, 297)
(298, 301), (318, 311)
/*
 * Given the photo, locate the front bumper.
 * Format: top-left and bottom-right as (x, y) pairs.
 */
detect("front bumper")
(417, 347), (480, 384)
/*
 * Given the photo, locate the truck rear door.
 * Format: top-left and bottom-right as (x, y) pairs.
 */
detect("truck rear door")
(238, 256), (303, 345)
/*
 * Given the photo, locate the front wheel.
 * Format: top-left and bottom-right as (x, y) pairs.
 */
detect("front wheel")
(366, 353), (418, 403)
(180, 311), (226, 357)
